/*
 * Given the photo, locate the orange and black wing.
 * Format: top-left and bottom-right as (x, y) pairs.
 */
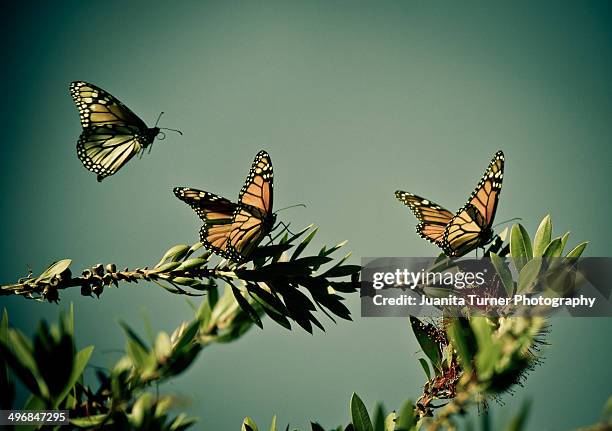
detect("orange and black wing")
(395, 191), (454, 245)
(465, 150), (504, 226)
(70, 81), (146, 129)
(173, 187), (237, 259)
(227, 150), (274, 262)
(442, 151), (505, 257)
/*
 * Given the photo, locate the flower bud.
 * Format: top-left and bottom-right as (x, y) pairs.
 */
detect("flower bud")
(59, 267), (72, 281)
(92, 284), (104, 298)
(43, 286), (59, 303)
(93, 264), (104, 277)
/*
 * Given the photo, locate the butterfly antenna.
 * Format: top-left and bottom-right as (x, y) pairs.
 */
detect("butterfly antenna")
(154, 111), (165, 127)
(160, 127), (183, 135)
(155, 111), (183, 135)
(274, 203), (306, 213)
(492, 217), (522, 229)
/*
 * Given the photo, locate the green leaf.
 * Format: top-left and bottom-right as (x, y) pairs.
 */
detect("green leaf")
(498, 226), (509, 242)
(446, 319), (473, 373)
(149, 262), (182, 274)
(533, 215), (552, 257)
(20, 395), (47, 431)
(53, 345), (94, 409)
(418, 358), (431, 381)
(409, 317), (441, 371)
(36, 259), (72, 281)
(173, 320), (200, 352)
(542, 237), (563, 257)
(320, 240), (349, 257)
(70, 414), (108, 427)
(242, 417), (260, 431)
(0, 338), (44, 399)
(490, 253), (514, 296)
(154, 332), (172, 361)
(269, 414), (278, 431)
(174, 258), (208, 271)
(372, 404), (386, 431)
(250, 244), (293, 261)
(510, 224), (532, 271)
(126, 339), (154, 372)
(9, 331), (49, 398)
(350, 393), (374, 431)
(395, 400), (415, 430)
(291, 227), (318, 260)
(156, 244), (190, 267)
(119, 322), (149, 351)
(323, 264), (362, 278)
(169, 276), (200, 286)
(471, 318), (499, 382)
(559, 232), (570, 255)
(565, 241), (588, 258)
(183, 242), (204, 260)
(517, 258), (542, 294)
(230, 285), (263, 329)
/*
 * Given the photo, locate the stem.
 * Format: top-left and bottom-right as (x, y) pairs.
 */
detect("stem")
(0, 263), (231, 299)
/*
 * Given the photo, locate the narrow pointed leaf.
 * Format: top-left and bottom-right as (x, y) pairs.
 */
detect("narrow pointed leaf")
(517, 258), (542, 294)
(418, 358), (432, 381)
(351, 393), (374, 431)
(510, 224), (532, 271)
(53, 345), (94, 408)
(542, 237), (563, 257)
(491, 253), (514, 296)
(533, 215), (552, 257)
(565, 241), (588, 259)
(410, 317), (441, 370)
(231, 285), (263, 329)
(396, 400), (415, 430)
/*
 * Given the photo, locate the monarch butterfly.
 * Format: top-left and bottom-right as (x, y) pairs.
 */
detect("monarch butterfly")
(395, 151), (504, 257)
(174, 150), (275, 263)
(69, 81), (181, 181)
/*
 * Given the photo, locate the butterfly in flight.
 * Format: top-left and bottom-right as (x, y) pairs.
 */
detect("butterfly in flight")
(395, 151), (504, 257)
(174, 150), (276, 263)
(69, 81), (181, 181)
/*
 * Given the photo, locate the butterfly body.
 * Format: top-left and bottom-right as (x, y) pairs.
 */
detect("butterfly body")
(70, 81), (162, 181)
(174, 150), (275, 263)
(396, 151), (504, 257)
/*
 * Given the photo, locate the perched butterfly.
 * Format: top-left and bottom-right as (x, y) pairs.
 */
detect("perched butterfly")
(174, 150), (276, 263)
(69, 81), (180, 181)
(395, 151), (504, 257)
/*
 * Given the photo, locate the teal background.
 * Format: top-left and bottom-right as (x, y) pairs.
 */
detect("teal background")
(2, 1), (611, 429)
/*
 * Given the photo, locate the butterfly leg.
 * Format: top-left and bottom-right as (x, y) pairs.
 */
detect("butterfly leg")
(276, 221), (296, 236)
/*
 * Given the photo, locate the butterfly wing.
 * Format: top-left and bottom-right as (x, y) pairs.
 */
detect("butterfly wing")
(395, 191), (454, 245)
(442, 151), (505, 257)
(227, 150), (274, 262)
(70, 81), (147, 129)
(77, 125), (157, 181)
(466, 150), (504, 226)
(173, 187), (238, 259)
